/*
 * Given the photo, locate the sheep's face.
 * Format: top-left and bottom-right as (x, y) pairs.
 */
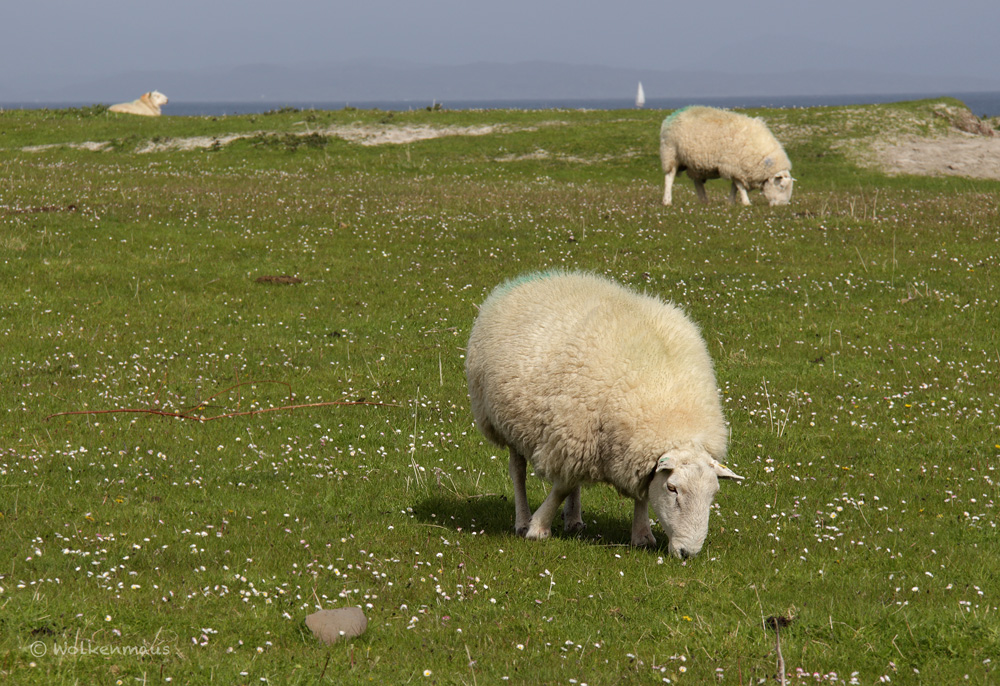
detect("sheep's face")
(649, 447), (744, 559)
(149, 91), (169, 107)
(763, 171), (794, 206)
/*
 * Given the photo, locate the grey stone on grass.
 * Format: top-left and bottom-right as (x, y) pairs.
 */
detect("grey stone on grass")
(305, 607), (368, 644)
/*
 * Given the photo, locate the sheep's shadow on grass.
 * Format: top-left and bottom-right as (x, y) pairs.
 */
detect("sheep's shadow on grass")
(411, 492), (670, 553)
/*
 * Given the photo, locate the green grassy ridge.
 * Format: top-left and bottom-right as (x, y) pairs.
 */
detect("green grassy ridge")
(2, 99), (998, 684)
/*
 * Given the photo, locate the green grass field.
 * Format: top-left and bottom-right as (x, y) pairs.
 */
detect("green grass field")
(1, 99), (997, 685)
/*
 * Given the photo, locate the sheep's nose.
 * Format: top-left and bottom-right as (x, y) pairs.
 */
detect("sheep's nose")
(678, 548), (690, 560)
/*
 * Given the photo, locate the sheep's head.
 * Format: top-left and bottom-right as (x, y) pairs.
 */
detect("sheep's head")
(763, 171), (794, 206)
(648, 446), (744, 559)
(149, 91), (169, 107)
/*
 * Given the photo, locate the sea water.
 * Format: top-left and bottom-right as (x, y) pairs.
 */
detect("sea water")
(4, 92), (1000, 117)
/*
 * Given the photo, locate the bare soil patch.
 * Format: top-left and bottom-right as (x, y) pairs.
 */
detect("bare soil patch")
(871, 133), (1000, 181)
(255, 275), (303, 285)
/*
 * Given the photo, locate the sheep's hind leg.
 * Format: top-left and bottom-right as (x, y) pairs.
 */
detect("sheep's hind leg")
(509, 449), (531, 537)
(692, 177), (709, 203)
(631, 497), (657, 547)
(526, 479), (575, 540)
(562, 485), (585, 534)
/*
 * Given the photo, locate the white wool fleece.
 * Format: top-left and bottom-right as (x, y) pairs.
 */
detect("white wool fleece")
(466, 270), (729, 501)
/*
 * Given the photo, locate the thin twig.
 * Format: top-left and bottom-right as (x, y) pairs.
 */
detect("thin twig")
(46, 399), (397, 423)
(191, 379), (294, 409)
(776, 624), (785, 686)
(766, 613), (794, 686)
(465, 644), (478, 686)
(762, 378), (775, 433)
(409, 386), (424, 487)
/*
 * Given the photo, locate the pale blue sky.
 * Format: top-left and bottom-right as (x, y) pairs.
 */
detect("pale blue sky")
(4, 0), (999, 93)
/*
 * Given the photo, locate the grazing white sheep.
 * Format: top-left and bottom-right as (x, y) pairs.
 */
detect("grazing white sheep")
(109, 91), (168, 116)
(466, 271), (743, 559)
(660, 105), (793, 206)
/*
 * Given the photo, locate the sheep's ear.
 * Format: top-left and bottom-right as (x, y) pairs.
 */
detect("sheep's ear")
(655, 453), (677, 472)
(709, 458), (745, 481)
(773, 173), (792, 190)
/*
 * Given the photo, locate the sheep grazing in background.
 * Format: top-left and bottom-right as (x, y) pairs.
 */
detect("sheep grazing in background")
(466, 271), (744, 559)
(659, 105), (793, 206)
(109, 91), (169, 116)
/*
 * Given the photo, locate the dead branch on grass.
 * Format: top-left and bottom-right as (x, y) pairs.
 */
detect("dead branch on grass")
(45, 380), (399, 422)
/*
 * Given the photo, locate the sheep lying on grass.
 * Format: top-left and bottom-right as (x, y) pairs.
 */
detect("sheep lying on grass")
(109, 91), (168, 116)
(660, 105), (793, 206)
(466, 271), (743, 559)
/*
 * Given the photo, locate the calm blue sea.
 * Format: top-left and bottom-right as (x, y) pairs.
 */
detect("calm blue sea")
(4, 92), (1000, 117)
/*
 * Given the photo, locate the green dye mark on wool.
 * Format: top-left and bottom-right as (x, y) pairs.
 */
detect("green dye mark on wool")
(487, 269), (572, 300)
(661, 106), (693, 130)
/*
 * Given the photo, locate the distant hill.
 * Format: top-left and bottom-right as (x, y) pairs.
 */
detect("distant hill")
(5, 60), (999, 104)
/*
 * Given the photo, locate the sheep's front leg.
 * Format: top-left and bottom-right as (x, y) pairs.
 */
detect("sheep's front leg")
(509, 449), (531, 537)
(526, 479), (574, 540)
(631, 496), (657, 547)
(562, 485), (585, 534)
(731, 180), (751, 206)
(662, 168), (677, 206)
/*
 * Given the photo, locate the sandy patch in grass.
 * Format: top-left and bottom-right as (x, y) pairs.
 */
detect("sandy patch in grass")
(22, 141), (112, 152)
(321, 123), (514, 145)
(495, 148), (641, 165)
(868, 133), (1000, 181)
(138, 123), (524, 153)
(137, 123), (517, 152)
(24, 123), (533, 154)
(137, 134), (248, 153)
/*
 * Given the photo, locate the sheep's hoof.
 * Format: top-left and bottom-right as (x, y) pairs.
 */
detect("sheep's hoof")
(631, 531), (657, 547)
(563, 520), (586, 535)
(525, 525), (551, 540)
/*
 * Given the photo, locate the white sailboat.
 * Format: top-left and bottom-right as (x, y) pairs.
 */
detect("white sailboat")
(635, 81), (646, 108)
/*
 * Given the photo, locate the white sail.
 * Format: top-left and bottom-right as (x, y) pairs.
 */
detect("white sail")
(635, 82), (646, 108)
